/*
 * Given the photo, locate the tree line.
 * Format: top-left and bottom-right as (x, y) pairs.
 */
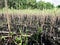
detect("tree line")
(0, 0), (60, 10)
(7, 0), (54, 10)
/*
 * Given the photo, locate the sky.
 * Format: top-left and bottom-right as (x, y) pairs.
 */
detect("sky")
(36, 0), (60, 6)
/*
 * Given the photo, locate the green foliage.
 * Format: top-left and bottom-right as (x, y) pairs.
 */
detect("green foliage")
(37, 1), (46, 10)
(37, 1), (54, 10)
(46, 2), (54, 9)
(57, 5), (60, 8)
(26, 0), (37, 9)
(15, 36), (22, 45)
(1, 0), (54, 10)
(7, 0), (36, 9)
(38, 27), (42, 33)
(10, 32), (13, 35)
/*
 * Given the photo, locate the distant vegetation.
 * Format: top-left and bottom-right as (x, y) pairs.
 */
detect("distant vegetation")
(57, 5), (60, 8)
(0, 0), (56, 10)
(0, 0), (60, 15)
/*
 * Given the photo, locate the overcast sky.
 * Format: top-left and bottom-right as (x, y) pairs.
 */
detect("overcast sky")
(36, 0), (60, 6)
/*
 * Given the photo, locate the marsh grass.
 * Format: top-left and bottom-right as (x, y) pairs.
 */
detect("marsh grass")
(0, 8), (60, 16)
